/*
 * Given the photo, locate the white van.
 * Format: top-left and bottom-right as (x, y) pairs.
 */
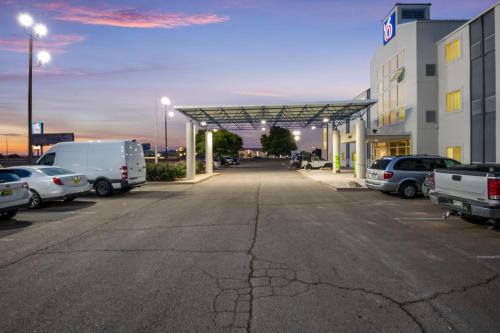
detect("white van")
(36, 141), (146, 196)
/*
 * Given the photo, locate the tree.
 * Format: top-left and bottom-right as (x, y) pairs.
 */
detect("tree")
(260, 126), (297, 156)
(196, 129), (243, 156)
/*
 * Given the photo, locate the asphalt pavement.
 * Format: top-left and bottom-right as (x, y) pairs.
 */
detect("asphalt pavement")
(0, 159), (499, 332)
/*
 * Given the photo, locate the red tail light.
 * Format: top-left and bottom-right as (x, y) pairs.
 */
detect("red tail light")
(52, 177), (64, 186)
(488, 178), (500, 200)
(383, 171), (394, 179)
(121, 166), (128, 180)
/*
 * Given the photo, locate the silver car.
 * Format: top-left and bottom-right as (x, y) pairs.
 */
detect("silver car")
(365, 155), (459, 199)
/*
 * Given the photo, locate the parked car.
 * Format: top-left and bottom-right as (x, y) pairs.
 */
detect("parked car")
(231, 156), (240, 165)
(301, 156), (333, 170)
(7, 166), (90, 209)
(290, 154), (303, 168)
(429, 164), (500, 223)
(365, 155), (460, 199)
(223, 156), (234, 165)
(0, 170), (31, 220)
(217, 156), (229, 167)
(36, 140), (146, 197)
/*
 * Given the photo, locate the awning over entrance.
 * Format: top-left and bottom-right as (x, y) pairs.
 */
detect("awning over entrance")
(175, 100), (377, 130)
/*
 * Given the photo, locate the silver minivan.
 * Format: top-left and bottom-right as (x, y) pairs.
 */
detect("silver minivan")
(365, 155), (459, 199)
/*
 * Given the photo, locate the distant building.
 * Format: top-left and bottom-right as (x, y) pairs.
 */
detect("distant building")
(239, 148), (267, 158)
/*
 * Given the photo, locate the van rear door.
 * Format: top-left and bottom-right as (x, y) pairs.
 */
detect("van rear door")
(125, 142), (146, 185)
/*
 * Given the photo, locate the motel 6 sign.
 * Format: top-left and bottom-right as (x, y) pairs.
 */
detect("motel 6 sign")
(383, 12), (396, 45)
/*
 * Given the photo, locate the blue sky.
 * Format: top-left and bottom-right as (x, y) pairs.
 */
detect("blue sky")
(0, 0), (497, 153)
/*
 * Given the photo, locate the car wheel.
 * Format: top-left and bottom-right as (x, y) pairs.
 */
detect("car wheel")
(461, 215), (489, 225)
(63, 196), (76, 202)
(29, 190), (42, 209)
(306, 164), (312, 170)
(399, 182), (418, 199)
(0, 209), (17, 221)
(95, 180), (113, 197)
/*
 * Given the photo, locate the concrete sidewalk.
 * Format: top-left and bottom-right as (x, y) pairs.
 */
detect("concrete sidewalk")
(146, 172), (220, 185)
(297, 168), (372, 191)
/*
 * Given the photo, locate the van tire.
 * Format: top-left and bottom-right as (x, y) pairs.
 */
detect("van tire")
(29, 190), (42, 209)
(95, 180), (113, 197)
(306, 164), (312, 170)
(399, 182), (418, 199)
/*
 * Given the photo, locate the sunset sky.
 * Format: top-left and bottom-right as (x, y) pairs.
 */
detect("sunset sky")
(0, 0), (497, 154)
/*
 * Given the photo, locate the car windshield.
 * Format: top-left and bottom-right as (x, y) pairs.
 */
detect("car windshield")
(0, 170), (21, 183)
(39, 167), (75, 176)
(370, 159), (391, 170)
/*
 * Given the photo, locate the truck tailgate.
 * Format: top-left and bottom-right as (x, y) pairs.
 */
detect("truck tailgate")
(434, 170), (488, 202)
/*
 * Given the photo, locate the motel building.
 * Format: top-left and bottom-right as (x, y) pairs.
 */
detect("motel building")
(331, 2), (500, 167)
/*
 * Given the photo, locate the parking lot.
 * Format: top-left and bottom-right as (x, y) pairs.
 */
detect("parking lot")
(1, 159), (499, 332)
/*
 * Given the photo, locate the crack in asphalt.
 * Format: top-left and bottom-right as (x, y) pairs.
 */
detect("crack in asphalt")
(246, 181), (261, 333)
(39, 249), (247, 255)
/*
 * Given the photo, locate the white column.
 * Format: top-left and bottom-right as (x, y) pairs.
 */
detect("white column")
(186, 122), (195, 180)
(205, 131), (213, 174)
(355, 118), (366, 179)
(332, 129), (340, 174)
(327, 123), (333, 162)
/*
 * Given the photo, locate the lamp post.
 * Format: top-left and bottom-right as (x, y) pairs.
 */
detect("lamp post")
(160, 97), (173, 162)
(18, 13), (50, 164)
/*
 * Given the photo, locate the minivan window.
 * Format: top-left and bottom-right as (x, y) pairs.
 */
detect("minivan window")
(0, 171), (21, 183)
(370, 159), (391, 170)
(37, 153), (55, 166)
(394, 158), (428, 171)
(39, 168), (73, 176)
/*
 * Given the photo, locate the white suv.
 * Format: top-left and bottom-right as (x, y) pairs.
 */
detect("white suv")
(0, 170), (32, 221)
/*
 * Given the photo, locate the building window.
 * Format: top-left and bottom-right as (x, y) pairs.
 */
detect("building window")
(425, 64), (436, 76)
(377, 49), (406, 128)
(401, 9), (425, 20)
(426, 110), (437, 123)
(446, 90), (461, 112)
(446, 146), (462, 162)
(445, 39), (461, 64)
(374, 140), (411, 159)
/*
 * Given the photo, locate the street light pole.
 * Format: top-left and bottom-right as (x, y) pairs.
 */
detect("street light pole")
(28, 36), (33, 164)
(154, 100), (158, 165)
(164, 104), (168, 160)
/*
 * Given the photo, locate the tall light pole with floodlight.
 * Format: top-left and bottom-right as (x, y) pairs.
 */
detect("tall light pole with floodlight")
(18, 13), (51, 164)
(160, 97), (173, 161)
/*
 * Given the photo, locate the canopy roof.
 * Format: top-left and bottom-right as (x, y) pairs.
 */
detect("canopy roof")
(174, 100), (376, 130)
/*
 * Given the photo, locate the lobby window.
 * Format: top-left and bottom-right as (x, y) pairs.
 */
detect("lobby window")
(446, 90), (461, 112)
(445, 39), (461, 64)
(446, 146), (462, 162)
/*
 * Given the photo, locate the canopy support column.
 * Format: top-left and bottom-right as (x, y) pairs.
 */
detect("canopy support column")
(186, 122), (196, 180)
(355, 118), (366, 179)
(205, 131), (213, 174)
(332, 129), (340, 174)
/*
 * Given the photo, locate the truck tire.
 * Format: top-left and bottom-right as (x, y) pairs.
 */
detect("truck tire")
(399, 182), (418, 199)
(95, 180), (113, 197)
(306, 164), (312, 170)
(0, 209), (17, 221)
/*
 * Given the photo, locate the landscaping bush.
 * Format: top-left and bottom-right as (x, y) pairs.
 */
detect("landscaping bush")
(146, 161), (205, 182)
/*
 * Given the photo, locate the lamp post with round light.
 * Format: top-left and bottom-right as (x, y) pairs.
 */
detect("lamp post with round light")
(18, 13), (51, 164)
(160, 97), (174, 162)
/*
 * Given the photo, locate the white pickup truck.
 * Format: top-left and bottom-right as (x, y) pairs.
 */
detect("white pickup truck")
(429, 164), (500, 223)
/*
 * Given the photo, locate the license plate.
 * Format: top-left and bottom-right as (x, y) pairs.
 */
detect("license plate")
(452, 200), (464, 209)
(1, 189), (13, 196)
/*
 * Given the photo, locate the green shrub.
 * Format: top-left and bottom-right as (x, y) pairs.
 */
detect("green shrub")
(146, 161), (206, 181)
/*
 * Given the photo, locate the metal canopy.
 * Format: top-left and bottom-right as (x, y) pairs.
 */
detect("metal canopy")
(174, 100), (377, 130)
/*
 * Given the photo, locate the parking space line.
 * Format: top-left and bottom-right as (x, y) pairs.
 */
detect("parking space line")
(476, 255), (500, 259)
(394, 217), (460, 220)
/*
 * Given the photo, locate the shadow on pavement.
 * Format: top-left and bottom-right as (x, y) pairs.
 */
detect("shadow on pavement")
(0, 220), (32, 231)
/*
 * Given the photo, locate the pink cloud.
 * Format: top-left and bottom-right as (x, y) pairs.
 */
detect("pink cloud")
(36, 2), (229, 29)
(0, 34), (85, 54)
